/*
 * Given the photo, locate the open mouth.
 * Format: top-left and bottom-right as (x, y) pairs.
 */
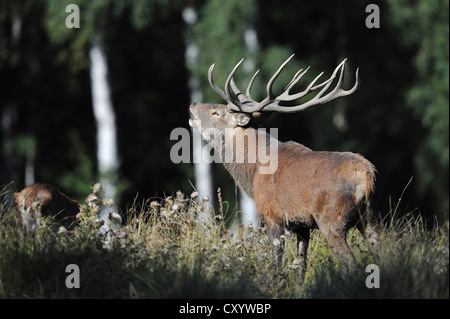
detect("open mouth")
(188, 118), (196, 127)
(189, 108), (200, 127)
(189, 104), (201, 128)
(189, 117), (200, 127)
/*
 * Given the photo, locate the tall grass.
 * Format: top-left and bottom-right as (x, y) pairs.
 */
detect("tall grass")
(0, 185), (448, 298)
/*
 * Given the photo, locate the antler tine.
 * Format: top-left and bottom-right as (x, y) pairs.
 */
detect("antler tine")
(208, 60), (247, 112)
(225, 58), (249, 112)
(239, 54), (297, 113)
(208, 55), (359, 115)
(264, 54), (295, 102)
(230, 78), (247, 103)
(245, 69), (260, 100)
(208, 63), (228, 102)
(264, 59), (359, 113)
(277, 70), (333, 102)
(329, 61), (359, 98)
(284, 68), (306, 92)
(231, 69), (261, 103)
(224, 58), (265, 113)
(309, 59), (359, 103)
(224, 58), (244, 104)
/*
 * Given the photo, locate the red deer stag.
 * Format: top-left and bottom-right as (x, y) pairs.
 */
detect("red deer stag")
(14, 183), (80, 231)
(189, 54), (380, 276)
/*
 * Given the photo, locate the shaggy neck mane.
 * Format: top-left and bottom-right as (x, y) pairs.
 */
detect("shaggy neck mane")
(214, 126), (278, 198)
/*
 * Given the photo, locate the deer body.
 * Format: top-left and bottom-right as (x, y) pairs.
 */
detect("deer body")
(190, 55), (380, 277)
(254, 144), (376, 229)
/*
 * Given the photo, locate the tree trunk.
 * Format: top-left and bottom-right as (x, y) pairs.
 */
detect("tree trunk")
(240, 22), (260, 228)
(183, 6), (214, 213)
(89, 38), (119, 202)
(2, 107), (15, 184)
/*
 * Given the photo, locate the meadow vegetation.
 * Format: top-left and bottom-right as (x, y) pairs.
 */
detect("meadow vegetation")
(0, 185), (448, 299)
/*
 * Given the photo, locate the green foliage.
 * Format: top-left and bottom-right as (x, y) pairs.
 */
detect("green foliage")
(43, 0), (173, 69)
(58, 131), (96, 200)
(7, 134), (36, 160)
(192, 0), (258, 102)
(387, 0), (449, 214)
(0, 186), (448, 298)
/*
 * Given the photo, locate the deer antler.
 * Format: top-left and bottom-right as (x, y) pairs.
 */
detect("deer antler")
(208, 54), (359, 114)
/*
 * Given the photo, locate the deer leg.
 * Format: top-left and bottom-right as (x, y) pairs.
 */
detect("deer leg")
(296, 228), (310, 283)
(317, 221), (357, 271)
(268, 224), (284, 270)
(356, 205), (381, 254)
(326, 231), (357, 271)
(356, 221), (381, 255)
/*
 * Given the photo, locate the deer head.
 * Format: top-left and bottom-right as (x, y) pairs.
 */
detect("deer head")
(189, 54), (360, 160)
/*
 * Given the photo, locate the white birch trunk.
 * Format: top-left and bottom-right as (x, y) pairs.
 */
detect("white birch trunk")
(240, 24), (260, 228)
(89, 38), (119, 237)
(183, 7), (214, 209)
(24, 148), (35, 186)
(2, 108), (15, 183)
(11, 15), (36, 187)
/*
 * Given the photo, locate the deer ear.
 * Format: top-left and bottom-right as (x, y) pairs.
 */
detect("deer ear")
(233, 113), (251, 126)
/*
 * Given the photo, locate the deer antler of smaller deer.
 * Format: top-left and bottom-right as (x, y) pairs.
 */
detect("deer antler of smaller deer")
(208, 54), (359, 114)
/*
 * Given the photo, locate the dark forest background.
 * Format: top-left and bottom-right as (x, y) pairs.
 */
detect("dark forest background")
(0, 0), (448, 223)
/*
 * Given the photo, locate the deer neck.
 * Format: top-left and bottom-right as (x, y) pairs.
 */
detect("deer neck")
(218, 126), (279, 198)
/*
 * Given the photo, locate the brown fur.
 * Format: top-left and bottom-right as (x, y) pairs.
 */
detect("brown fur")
(190, 103), (380, 276)
(14, 183), (80, 231)
(254, 143), (377, 240)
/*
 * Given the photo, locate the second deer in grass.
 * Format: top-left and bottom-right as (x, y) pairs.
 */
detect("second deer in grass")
(14, 183), (80, 231)
(189, 55), (380, 277)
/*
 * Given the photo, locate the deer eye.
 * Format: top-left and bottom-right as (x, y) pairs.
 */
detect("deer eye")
(211, 110), (220, 117)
